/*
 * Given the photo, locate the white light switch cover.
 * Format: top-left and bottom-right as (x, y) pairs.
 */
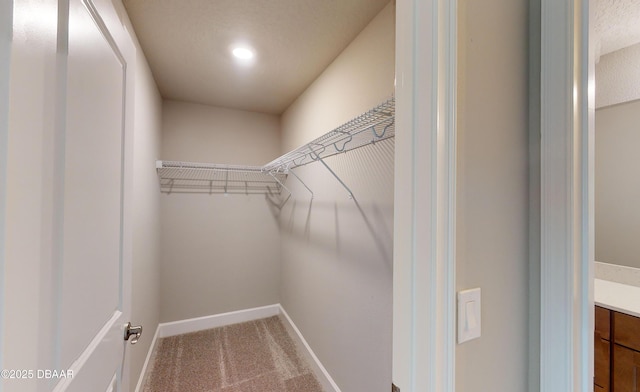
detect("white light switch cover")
(457, 288), (481, 344)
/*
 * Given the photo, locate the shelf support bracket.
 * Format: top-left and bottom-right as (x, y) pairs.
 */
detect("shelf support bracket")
(268, 171), (292, 208)
(287, 169), (313, 199)
(268, 171), (291, 195)
(308, 147), (354, 199)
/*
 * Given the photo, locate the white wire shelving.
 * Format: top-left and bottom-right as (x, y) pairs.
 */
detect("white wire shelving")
(263, 97), (395, 173)
(156, 161), (287, 195)
(156, 97), (395, 198)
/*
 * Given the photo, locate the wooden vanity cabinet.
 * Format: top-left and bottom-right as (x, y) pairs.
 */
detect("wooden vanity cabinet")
(596, 306), (640, 391)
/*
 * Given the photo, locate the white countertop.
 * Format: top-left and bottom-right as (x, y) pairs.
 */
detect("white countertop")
(595, 278), (640, 318)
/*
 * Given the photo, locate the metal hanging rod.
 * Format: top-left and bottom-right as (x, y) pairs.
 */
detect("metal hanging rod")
(156, 97), (394, 197)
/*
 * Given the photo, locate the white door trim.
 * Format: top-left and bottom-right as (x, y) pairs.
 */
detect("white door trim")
(539, 0), (594, 390)
(393, 0), (457, 391)
(0, 0), (12, 373)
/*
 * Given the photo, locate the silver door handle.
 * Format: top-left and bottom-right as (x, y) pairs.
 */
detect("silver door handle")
(124, 322), (142, 344)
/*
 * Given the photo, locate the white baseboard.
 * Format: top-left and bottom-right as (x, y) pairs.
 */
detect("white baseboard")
(134, 324), (160, 392)
(158, 304), (281, 338)
(278, 305), (341, 392)
(134, 304), (340, 392)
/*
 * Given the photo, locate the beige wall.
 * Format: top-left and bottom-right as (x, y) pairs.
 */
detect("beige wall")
(456, 0), (530, 391)
(127, 20), (163, 392)
(279, 3), (394, 392)
(160, 101), (281, 322)
(595, 100), (640, 269)
(106, 1), (165, 388)
(281, 2), (395, 152)
(596, 43), (640, 108)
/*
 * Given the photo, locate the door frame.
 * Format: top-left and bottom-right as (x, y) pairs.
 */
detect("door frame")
(538, 0), (595, 390)
(0, 0), (12, 375)
(393, 0), (457, 391)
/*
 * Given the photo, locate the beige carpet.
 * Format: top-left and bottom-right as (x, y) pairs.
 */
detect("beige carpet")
(142, 316), (325, 392)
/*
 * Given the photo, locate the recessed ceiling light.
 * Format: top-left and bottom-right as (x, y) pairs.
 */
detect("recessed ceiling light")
(232, 47), (255, 60)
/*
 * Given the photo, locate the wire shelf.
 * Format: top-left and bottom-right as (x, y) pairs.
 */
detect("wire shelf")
(156, 161), (287, 195)
(263, 97), (394, 172)
(156, 97), (394, 197)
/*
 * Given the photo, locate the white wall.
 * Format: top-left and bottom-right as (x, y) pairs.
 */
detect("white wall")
(160, 101), (282, 322)
(596, 42), (640, 108)
(595, 99), (640, 269)
(456, 0), (530, 391)
(120, 6), (163, 390)
(594, 40), (640, 271)
(279, 3), (394, 392)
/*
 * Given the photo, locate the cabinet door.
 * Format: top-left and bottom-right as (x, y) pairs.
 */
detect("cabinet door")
(613, 344), (640, 392)
(615, 312), (640, 352)
(596, 306), (611, 340)
(595, 334), (610, 390)
(596, 385), (606, 392)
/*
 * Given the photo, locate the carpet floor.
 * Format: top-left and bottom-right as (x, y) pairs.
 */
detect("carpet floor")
(142, 316), (325, 392)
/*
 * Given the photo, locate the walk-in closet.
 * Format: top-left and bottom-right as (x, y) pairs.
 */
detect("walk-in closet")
(130, 1), (395, 390)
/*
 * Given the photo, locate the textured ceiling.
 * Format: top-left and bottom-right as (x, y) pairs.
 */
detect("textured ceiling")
(595, 0), (640, 56)
(123, 0), (390, 114)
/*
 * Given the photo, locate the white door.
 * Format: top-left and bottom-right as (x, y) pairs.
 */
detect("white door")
(2, 0), (136, 391)
(57, 0), (138, 390)
(56, 0), (136, 390)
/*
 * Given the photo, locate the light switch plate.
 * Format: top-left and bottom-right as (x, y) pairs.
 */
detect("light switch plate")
(457, 288), (481, 344)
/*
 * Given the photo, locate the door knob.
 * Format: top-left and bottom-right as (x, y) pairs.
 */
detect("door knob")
(124, 322), (142, 344)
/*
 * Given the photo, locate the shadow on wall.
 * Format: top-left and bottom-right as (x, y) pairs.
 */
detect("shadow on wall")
(277, 138), (394, 269)
(276, 137), (394, 392)
(279, 198), (393, 269)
